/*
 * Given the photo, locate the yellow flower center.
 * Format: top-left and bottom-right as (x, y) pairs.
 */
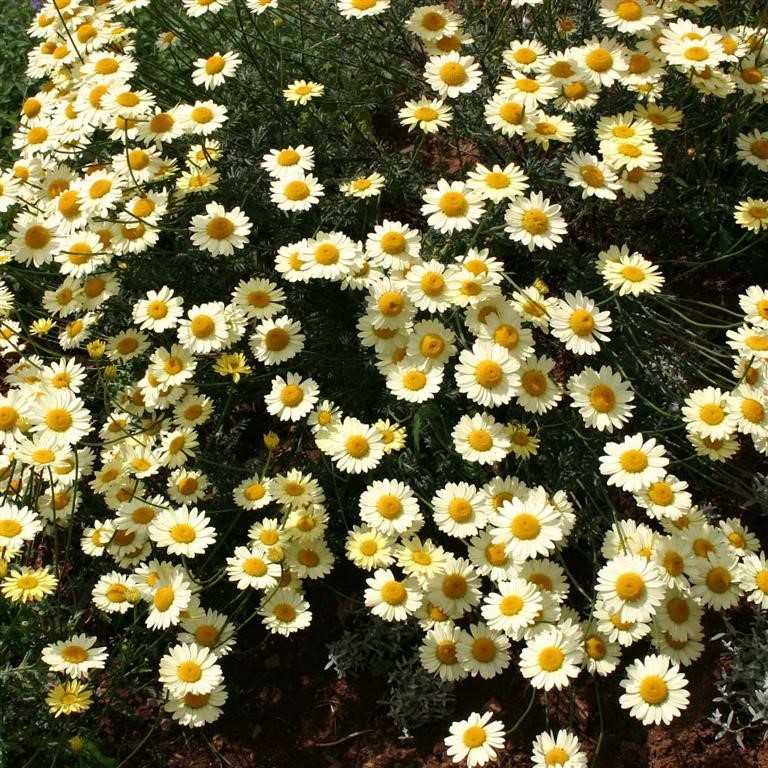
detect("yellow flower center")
(475, 360), (503, 388)
(742, 399), (765, 423)
(61, 645), (89, 663)
(380, 580), (407, 605)
(0, 406), (18, 431)
(46, 408), (73, 432)
(439, 62), (467, 86)
(359, 540), (378, 557)
(586, 48), (613, 72)
(699, 403), (724, 425)
(615, 572), (645, 601)
(619, 449), (648, 472)
(581, 165), (605, 187)
(243, 557), (268, 577)
(538, 646), (564, 671)
(24, 225), (51, 250)
(471, 637), (496, 662)
(511, 513), (541, 540)
(521, 370), (547, 396)
(435, 641), (457, 664)
(0, 520), (22, 538)
(499, 594), (523, 616)
(462, 725), (487, 748)
(706, 566), (731, 594)
(521, 209), (549, 235)
(206, 217), (234, 240)
(170, 523), (197, 543)
(545, 747), (571, 766)
(666, 597), (689, 624)
(639, 675), (668, 704)
(499, 101), (524, 123)
(277, 384), (302, 407)
(585, 636), (606, 660)
(438, 191), (468, 216)
(485, 542), (508, 566)
(647, 482), (673, 506)
(468, 429), (492, 452)
(177, 661), (202, 683)
(615, 0), (642, 20)
(445, 497), (472, 522)
(190, 314), (215, 339)
(284, 180), (310, 201)
(153, 586), (175, 611)
(378, 291), (405, 317)
(345, 435), (370, 458)
(684, 46), (710, 62)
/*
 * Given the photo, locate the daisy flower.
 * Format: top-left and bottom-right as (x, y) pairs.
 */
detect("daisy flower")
(0, 504), (42, 550)
(549, 292), (612, 355)
(41, 634), (108, 679)
(424, 52), (482, 98)
(259, 588), (312, 636)
(519, 625), (583, 690)
(364, 568), (422, 621)
(345, 526), (395, 570)
(420, 622), (466, 682)
(189, 202), (251, 256)
(270, 171), (325, 212)
(481, 578), (543, 637)
(561, 151), (620, 200)
(682, 387), (738, 440)
(484, 93), (529, 137)
(261, 144), (315, 179)
(689, 551), (742, 610)
(736, 552), (768, 610)
(456, 622), (511, 679)
(397, 536), (448, 584)
(636, 475), (692, 521)
(328, 417), (385, 474)
(398, 98), (453, 133)
(599, 0), (660, 33)
(575, 36), (629, 87)
(444, 711), (506, 768)
(192, 51), (241, 90)
(431, 482), (488, 539)
(452, 411), (511, 465)
(159, 642), (223, 697)
(600, 433), (668, 492)
(177, 101), (228, 135)
(340, 172), (385, 198)
(595, 554), (666, 622)
(466, 162), (529, 203)
(455, 340), (520, 407)
(46, 680), (93, 717)
(226, 546), (281, 590)
(386, 362), (443, 403)
(264, 372), (319, 422)
(406, 5), (462, 41)
(359, 478), (420, 536)
(337, 0), (390, 18)
(421, 179), (485, 234)
(567, 365), (635, 432)
(490, 486), (564, 560)
(600, 251), (665, 296)
(619, 654), (689, 725)
(283, 80), (324, 105)
(146, 572), (193, 630)
(148, 505), (217, 558)
(499, 72), (558, 109)
(531, 730), (587, 768)
(504, 192), (567, 251)
(177, 302), (229, 354)
(250, 315), (305, 365)
(516, 354), (562, 414)
(165, 684), (228, 728)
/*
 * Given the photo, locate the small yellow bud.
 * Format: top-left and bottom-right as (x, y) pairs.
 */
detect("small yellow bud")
(125, 586), (142, 605)
(0, 559), (8, 579)
(86, 340), (106, 359)
(532, 278), (549, 295)
(103, 364), (118, 380)
(69, 736), (85, 754)
(273, 17), (284, 27)
(264, 432), (279, 450)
